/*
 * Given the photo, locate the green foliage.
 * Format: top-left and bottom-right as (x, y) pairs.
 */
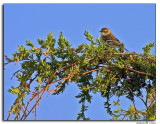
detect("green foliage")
(77, 103), (90, 120)
(58, 32), (71, 49)
(84, 30), (95, 45)
(5, 31), (156, 120)
(142, 42), (155, 56)
(26, 40), (34, 48)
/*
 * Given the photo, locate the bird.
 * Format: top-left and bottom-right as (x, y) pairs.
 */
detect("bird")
(100, 28), (129, 52)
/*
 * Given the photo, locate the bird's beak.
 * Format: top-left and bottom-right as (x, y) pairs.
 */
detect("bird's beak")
(99, 31), (102, 32)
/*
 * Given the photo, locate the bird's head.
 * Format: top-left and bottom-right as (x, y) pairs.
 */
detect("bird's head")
(100, 28), (110, 36)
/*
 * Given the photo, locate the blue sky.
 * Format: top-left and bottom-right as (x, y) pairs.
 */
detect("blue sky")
(4, 4), (155, 120)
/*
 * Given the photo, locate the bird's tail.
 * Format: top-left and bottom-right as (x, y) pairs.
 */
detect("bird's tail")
(124, 48), (129, 52)
(119, 44), (129, 52)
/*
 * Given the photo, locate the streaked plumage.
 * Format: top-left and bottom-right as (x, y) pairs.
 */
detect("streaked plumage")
(100, 28), (129, 52)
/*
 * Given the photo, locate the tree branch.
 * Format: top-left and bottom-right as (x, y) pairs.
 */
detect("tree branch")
(106, 52), (154, 62)
(123, 67), (155, 78)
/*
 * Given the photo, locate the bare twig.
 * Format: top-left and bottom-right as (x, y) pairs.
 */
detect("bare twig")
(127, 87), (147, 109)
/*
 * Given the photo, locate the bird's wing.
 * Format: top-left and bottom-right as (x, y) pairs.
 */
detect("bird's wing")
(105, 31), (129, 52)
(109, 32), (121, 43)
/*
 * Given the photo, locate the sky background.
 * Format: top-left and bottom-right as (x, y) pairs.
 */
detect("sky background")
(4, 4), (156, 120)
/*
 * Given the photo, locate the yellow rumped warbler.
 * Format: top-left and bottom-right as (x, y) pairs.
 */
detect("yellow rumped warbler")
(100, 28), (129, 52)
